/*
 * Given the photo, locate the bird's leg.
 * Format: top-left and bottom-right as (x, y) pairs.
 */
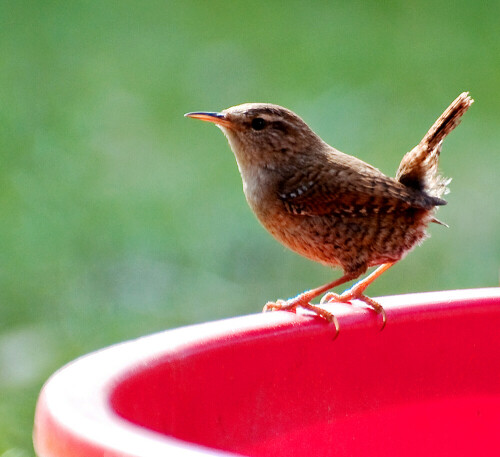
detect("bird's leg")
(263, 273), (356, 325)
(339, 262), (394, 300)
(324, 262), (395, 330)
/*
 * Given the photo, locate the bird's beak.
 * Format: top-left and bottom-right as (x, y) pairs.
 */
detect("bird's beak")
(184, 111), (233, 128)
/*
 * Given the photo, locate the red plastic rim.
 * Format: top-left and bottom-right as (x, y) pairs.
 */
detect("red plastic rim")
(34, 288), (500, 456)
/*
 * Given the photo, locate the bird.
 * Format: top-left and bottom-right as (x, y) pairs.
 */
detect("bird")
(185, 92), (473, 331)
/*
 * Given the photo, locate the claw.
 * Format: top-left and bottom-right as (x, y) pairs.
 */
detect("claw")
(263, 299), (297, 313)
(357, 293), (387, 331)
(335, 290), (387, 331)
(320, 292), (340, 304)
(319, 290), (386, 331)
(263, 298), (339, 338)
(300, 302), (340, 340)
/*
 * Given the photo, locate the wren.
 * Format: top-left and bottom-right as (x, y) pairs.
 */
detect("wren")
(186, 92), (473, 331)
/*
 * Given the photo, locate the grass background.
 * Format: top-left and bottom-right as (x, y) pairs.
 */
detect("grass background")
(1, 1), (499, 454)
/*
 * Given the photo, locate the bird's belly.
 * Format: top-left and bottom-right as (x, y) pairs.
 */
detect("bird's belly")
(253, 203), (431, 274)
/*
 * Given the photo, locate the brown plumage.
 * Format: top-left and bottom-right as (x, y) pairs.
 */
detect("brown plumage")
(186, 92), (473, 330)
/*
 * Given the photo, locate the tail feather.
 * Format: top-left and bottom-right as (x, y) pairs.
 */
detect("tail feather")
(396, 92), (473, 198)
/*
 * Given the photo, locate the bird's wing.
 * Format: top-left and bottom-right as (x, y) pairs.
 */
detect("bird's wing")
(278, 161), (444, 217)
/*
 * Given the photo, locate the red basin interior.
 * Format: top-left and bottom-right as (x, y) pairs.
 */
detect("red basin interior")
(34, 289), (500, 457)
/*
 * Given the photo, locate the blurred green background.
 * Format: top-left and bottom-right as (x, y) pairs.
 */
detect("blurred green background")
(1, 0), (499, 454)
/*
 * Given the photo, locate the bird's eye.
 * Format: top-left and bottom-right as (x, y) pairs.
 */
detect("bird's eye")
(251, 117), (267, 131)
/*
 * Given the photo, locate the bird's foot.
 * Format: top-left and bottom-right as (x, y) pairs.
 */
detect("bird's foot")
(320, 292), (341, 304)
(264, 297), (339, 337)
(320, 289), (387, 331)
(263, 297), (337, 323)
(263, 298), (298, 313)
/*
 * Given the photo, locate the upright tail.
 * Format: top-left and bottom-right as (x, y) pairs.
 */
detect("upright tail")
(396, 92), (474, 199)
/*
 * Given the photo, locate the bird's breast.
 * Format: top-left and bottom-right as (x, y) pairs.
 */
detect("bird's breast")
(239, 165), (278, 211)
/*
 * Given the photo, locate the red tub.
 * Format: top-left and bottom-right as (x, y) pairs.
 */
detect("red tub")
(34, 288), (500, 456)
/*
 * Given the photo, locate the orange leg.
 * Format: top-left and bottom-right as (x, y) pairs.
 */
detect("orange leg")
(340, 262), (394, 300)
(263, 273), (356, 335)
(263, 273), (355, 311)
(263, 262), (394, 332)
(322, 262), (395, 330)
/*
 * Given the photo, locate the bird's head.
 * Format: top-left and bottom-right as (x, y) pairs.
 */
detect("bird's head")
(185, 103), (324, 170)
